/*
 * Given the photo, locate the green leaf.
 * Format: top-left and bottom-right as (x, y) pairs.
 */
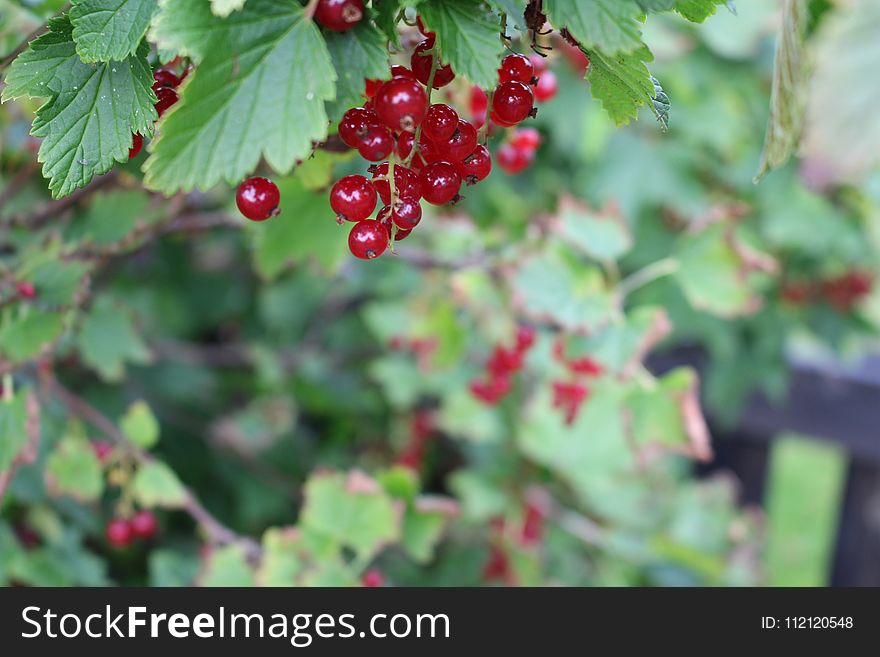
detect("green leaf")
(149, 0), (222, 62)
(67, 189), (158, 246)
(487, 0), (527, 32)
(132, 460), (187, 508)
(325, 22), (389, 122)
(256, 527), (303, 586)
(211, 0), (245, 17)
(372, 0), (403, 45)
(585, 46), (657, 127)
(544, 0), (644, 54)
(674, 0), (729, 23)
(148, 549), (200, 586)
(555, 196), (632, 261)
(77, 298), (151, 381)
(199, 545), (254, 586)
(26, 260), (90, 307)
(0, 393), (29, 473)
(120, 400), (159, 449)
(401, 499), (455, 564)
(419, 0), (504, 89)
(300, 470), (400, 560)
(0, 310), (65, 363)
(1, 18), (157, 198)
(144, 0), (337, 193)
(70, 0), (158, 62)
(45, 436), (104, 502)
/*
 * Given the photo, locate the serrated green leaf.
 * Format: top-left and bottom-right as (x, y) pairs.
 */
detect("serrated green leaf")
(45, 436), (104, 502)
(372, 0), (404, 45)
(544, 0), (644, 54)
(149, 0), (222, 62)
(132, 460), (187, 508)
(675, 0), (728, 22)
(25, 260), (90, 307)
(325, 21), (389, 122)
(200, 545), (254, 586)
(487, 0), (527, 32)
(556, 196), (632, 261)
(77, 299), (151, 381)
(70, 0), (157, 62)
(256, 527), (303, 586)
(120, 400), (159, 449)
(144, 0), (336, 193)
(402, 502), (451, 564)
(1, 18), (157, 198)
(419, 0), (504, 89)
(211, 0), (245, 17)
(586, 46), (656, 127)
(0, 393), (29, 473)
(0, 310), (65, 363)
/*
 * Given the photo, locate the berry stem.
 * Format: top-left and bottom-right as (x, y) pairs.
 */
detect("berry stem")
(479, 90), (495, 144)
(303, 0), (321, 19)
(618, 258), (680, 298)
(403, 47), (441, 169)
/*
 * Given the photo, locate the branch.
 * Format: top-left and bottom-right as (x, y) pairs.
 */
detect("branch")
(0, 391), (40, 504)
(2, 172), (117, 229)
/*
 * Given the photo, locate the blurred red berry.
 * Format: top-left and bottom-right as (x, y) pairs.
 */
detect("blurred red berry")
(362, 569), (384, 587)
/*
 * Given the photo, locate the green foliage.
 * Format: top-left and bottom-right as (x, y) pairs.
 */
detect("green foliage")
(120, 400), (160, 449)
(132, 461), (187, 508)
(76, 298), (152, 381)
(70, 0), (158, 62)
(544, 0), (644, 54)
(45, 436), (104, 501)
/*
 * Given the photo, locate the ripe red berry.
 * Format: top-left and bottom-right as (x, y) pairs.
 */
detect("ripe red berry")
(420, 162), (461, 205)
(492, 81), (535, 125)
(331, 175), (377, 222)
(16, 281), (36, 299)
(422, 104), (459, 143)
(374, 77), (428, 132)
(496, 144), (533, 174)
(314, 0), (364, 32)
(105, 518), (133, 548)
(499, 53), (535, 84)
(534, 70), (558, 103)
(236, 177), (280, 221)
(154, 87), (178, 117)
(370, 162), (421, 205)
(379, 209), (412, 242)
(349, 220), (389, 259)
(470, 86), (489, 117)
(520, 502), (545, 546)
(130, 510), (158, 540)
(357, 124), (394, 161)
(510, 127), (542, 152)
(469, 375), (512, 404)
(152, 68), (181, 91)
(416, 16), (434, 38)
(339, 107), (380, 149)
(362, 569), (384, 587)
(568, 356), (604, 377)
(411, 37), (455, 89)
(92, 441), (113, 463)
(551, 381), (589, 425)
(128, 133), (143, 159)
(529, 54), (548, 74)
(390, 65), (417, 80)
(487, 346), (523, 378)
(438, 119), (478, 163)
(392, 196), (422, 230)
(455, 145), (492, 185)
(515, 325), (536, 352)
(364, 78), (383, 98)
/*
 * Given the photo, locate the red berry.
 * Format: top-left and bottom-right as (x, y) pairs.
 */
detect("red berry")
(510, 127), (542, 152)
(482, 545), (513, 584)
(130, 510), (158, 540)
(357, 124), (394, 161)
(330, 175), (377, 222)
(339, 107), (380, 149)
(392, 196), (422, 230)
(416, 16), (434, 38)
(16, 281), (36, 299)
(492, 81), (535, 125)
(370, 162), (421, 205)
(455, 145), (492, 185)
(374, 77), (428, 132)
(487, 346), (523, 378)
(422, 104), (460, 143)
(496, 144), (533, 174)
(236, 177), (280, 221)
(314, 0), (364, 32)
(529, 54), (548, 74)
(418, 137), (445, 164)
(490, 110), (516, 128)
(364, 78), (383, 98)
(781, 283), (812, 305)
(420, 162), (461, 205)
(105, 518), (133, 548)
(515, 325), (536, 352)
(395, 131), (417, 159)
(154, 87), (178, 117)
(551, 381), (589, 425)
(362, 569), (384, 587)
(92, 441), (113, 463)
(438, 119), (478, 163)
(390, 65), (417, 80)
(520, 502), (544, 546)
(349, 220), (389, 259)
(568, 356), (603, 377)
(152, 68), (181, 90)
(470, 86), (489, 117)
(379, 209), (412, 242)
(128, 133), (143, 159)
(534, 71), (558, 103)
(411, 37), (455, 89)
(499, 53), (534, 84)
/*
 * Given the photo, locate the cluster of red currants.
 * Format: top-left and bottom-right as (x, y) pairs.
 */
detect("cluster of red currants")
(469, 325), (536, 404)
(128, 61), (189, 160)
(396, 409), (436, 471)
(550, 338), (604, 425)
(781, 270), (873, 312)
(105, 511), (158, 548)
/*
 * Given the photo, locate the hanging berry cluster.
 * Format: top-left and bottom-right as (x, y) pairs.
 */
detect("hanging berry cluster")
(105, 511), (158, 548)
(469, 326), (536, 404)
(781, 270), (873, 312)
(129, 60), (190, 160)
(551, 338), (604, 425)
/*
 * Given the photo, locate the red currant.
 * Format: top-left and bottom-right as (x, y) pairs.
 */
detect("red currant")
(496, 144), (533, 174)
(515, 325), (536, 352)
(374, 76), (428, 132)
(392, 196), (422, 229)
(364, 78), (383, 98)
(16, 281), (36, 299)
(520, 501), (545, 546)
(92, 441), (113, 463)
(420, 162), (461, 205)
(487, 346), (523, 378)
(314, 0), (364, 32)
(349, 220), (389, 259)
(362, 569), (384, 587)
(379, 208), (412, 241)
(529, 54), (548, 74)
(130, 510), (158, 540)
(510, 127), (542, 152)
(154, 87), (178, 117)
(370, 163), (421, 205)
(534, 70), (558, 103)
(128, 133), (143, 159)
(568, 356), (604, 376)
(152, 68), (181, 91)
(357, 124), (394, 161)
(331, 175), (377, 222)
(455, 145), (492, 185)
(416, 16), (434, 38)
(236, 177), (280, 221)
(492, 81), (535, 125)
(390, 65), (417, 79)
(422, 104), (459, 143)
(499, 53), (534, 84)
(106, 518), (133, 548)
(339, 107), (380, 149)
(411, 36), (455, 89)
(438, 119), (478, 162)
(470, 86), (489, 117)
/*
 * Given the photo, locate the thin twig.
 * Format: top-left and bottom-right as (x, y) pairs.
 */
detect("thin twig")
(3, 172), (117, 229)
